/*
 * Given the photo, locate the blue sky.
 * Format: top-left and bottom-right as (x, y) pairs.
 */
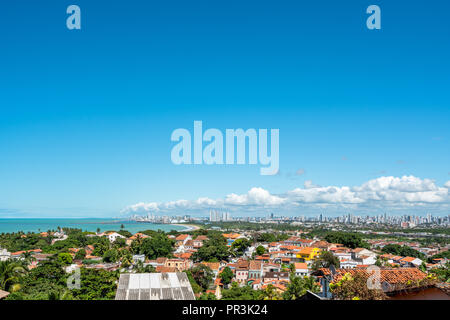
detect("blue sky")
(0, 1), (449, 218)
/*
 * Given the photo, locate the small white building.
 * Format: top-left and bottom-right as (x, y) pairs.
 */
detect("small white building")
(340, 259), (359, 269)
(400, 257), (423, 268)
(106, 232), (126, 243)
(0, 248), (11, 261)
(356, 255), (377, 266)
(65, 264), (79, 273)
(244, 246), (256, 258)
(133, 254), (146, 263)
(333, 251), (352, 262)
(294, 262), (309, 277)
(352, 248), (377, 259)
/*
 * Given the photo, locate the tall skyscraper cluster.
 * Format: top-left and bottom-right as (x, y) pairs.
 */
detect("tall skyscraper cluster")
(209, 210), (232, 222)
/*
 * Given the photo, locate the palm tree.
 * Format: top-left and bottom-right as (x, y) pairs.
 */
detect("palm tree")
(120, 249), (133, 268)
(47, 289), (73, 300)
(21, 251), (36, 266)
(0, 260), (27, 292)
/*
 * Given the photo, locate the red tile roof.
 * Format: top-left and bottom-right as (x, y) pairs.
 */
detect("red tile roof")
(320, 267), (427, 285)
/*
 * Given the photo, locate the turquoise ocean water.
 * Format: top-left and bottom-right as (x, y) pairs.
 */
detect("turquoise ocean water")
(0, 218), (188, 234)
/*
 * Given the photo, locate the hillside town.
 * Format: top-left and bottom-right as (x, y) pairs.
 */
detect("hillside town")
(0, 223), (449, 300)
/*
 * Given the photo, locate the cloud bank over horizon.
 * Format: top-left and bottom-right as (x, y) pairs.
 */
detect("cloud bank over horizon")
(122, 175), (450, 216)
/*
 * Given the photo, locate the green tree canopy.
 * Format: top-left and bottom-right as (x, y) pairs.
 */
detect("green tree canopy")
(256, 245), (266, 256)
(193, 235), (229, 262)
(219, 266), (234, 286)
(191, 265), (214, 291)
(311, 251), (340, 270)
(324, 232), (370, 249)
(57, 252), (73, 265)
(139, 232), (174, 259)
(381, 244), (425, 259)
(102, 249), (119, 263)
(282, 274), (320, 300)
(0, 260), (27, 291)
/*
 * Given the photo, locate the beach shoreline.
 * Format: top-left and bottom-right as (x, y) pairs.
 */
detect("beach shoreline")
(171, 223), (201, 231)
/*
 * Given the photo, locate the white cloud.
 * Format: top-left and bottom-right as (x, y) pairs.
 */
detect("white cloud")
(225, 187), (285, 206)
(121, 175), (450, 215)
(303, 180), (321, 189)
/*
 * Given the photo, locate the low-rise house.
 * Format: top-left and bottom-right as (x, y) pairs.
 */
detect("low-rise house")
(10, 249), (42, 260)
(199, 262), (220, 278)
(296, 247), (321, 262)
(431, 257), (448, 266)
(85, 245), (95, 255)
(0, 248), (11, 261)
(352, 248), (377, 259)
(263, 271), (290, 282)
(250, 278), (262, 290)
(126, 233), (150, 246)
(379, 253), (395, 264)
(244, 245), (256, 258)
(332, 248), (353, 262)
(255, 254), (271, 263)
(85, 255), (102, 261)
(85, 262), (120, 271)
(223, 233), (242, 247)
(51, 232), (68, 244)
(268, 242), (281, 252)
(174, 252), (193, 260)
(399, 256), (423, 268)
(340, 259), (359, 269)
(156, 266), (177, 273)
(391, 256), (404, 264)
(193, 235), (208, 248)
(235, 260), (249, 284)
(184, 240), (194, 251)
(105, 232), (126, 243)
(294, 262), (309, 277)
(261, 281), (288, 294)
(165, 258), (192, 271)
(132, 254), (146, 263)
(262, 262), (281, 276)
(32, 253), (53, 262)
(248, 260), (263, 280)
(175, 234), (192, 247)
(312, 241), (336, 251)
(355, 255), (377, 266)
(285, 237), (313, 247)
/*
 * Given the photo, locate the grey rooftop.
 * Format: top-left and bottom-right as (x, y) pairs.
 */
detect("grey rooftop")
(115, 272), (195, 300)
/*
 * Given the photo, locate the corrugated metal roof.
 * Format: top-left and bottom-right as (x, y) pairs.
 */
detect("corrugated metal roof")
(115, 272), (195, 300)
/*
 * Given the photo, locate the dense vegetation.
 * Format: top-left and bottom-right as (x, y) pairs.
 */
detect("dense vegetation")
(4, 258), (119, 300)
(311, 251), (340, 270)
(323, 232), (370, 249)
(381, 244), (425, 259)
(193, 233), (229, 262)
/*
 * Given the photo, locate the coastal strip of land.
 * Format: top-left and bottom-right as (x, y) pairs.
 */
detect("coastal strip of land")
(171, 223), (201, 231)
